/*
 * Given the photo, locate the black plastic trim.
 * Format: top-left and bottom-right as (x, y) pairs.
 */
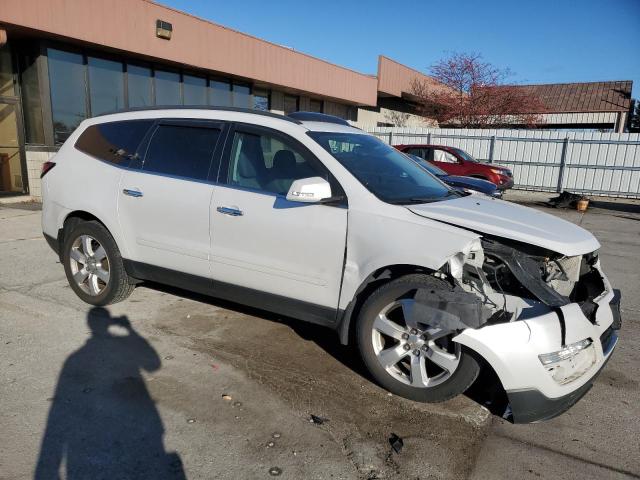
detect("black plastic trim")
(610, 288), (622, 330)
(122, 260), (340, 328)
(43, 232), (60, 257)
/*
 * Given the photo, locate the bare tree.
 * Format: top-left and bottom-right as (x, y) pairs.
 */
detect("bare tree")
(384, 110), (412, 127)
(411, 52), (548, 128)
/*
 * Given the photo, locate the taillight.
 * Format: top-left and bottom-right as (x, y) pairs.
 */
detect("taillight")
(41, 161), (56, 178)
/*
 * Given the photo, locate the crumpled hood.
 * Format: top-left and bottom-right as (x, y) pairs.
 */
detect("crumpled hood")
(408, 195), (600, 256)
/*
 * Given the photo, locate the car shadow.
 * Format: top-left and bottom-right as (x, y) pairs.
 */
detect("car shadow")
(35, 307), (186, 480)
(145, 281), (509, 419)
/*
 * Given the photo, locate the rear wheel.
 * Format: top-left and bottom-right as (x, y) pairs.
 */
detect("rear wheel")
(356, 274), (480, 402)
(62, 220), (134, 306)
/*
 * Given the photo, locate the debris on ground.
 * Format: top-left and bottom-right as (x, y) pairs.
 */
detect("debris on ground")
(310, 414), (329, 425)
(547, 191), (586, 209)
(221, 394), (232, 401)
(268, 466), (282, 476)
(272, 432), (281, 439)
(388, 433), (404, 454)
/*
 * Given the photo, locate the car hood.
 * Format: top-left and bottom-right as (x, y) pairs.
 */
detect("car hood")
(408, 196), (600, 256)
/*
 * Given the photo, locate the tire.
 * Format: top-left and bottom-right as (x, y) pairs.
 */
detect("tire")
(62, 220), (134, 306)
(356, 274), (480, 402)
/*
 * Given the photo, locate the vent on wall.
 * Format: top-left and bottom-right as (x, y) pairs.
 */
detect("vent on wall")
(156, 20), (172, 40)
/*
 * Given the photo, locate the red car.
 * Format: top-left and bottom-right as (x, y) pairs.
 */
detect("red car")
(395, 144), (514, 191)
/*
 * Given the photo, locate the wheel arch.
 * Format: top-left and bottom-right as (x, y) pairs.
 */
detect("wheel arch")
(60, 210), (128, 259)
(337, 264), (437, 345)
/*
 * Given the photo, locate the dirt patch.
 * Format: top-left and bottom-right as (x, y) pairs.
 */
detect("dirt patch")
(153, 296), (490, 479)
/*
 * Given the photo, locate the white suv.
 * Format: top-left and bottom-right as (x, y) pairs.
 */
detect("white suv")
(41, 108), (621, 423)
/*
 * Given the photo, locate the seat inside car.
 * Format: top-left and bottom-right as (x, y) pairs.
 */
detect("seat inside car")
(266, 150), (298, 194)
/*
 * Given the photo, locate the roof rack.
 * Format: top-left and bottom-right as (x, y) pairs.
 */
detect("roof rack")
(92, 105), (302, 124)
(287, 111), (351, 126)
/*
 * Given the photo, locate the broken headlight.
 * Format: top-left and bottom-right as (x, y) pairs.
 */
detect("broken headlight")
(538, 338), (596, 385)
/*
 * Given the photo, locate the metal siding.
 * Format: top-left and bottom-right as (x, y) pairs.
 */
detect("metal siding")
(367, 126), (640, 198)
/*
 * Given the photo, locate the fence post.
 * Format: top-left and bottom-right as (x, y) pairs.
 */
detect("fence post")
(427, 132), (432, 145)
(489, 135), (496, 163)
(556, 137), (570, 193)
(388, 131), (393, 145)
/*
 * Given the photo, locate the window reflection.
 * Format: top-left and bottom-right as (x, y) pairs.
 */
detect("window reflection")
(210, 80), (231, 107)
(155, 70), (181, 105)
(89, 57), (124, 115)
(232, 84), (251, 108)
(48, 49), (87, 144)
(127, 65), (153, 108)
(183, 75), (207, 105)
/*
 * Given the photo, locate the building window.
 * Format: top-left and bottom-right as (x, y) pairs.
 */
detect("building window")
(154, 69), (181, 105)
(127, 64), (153, 108)
(210, 79), (232, 107)
(183, 74), (207, 105)
(88, 57), (125, 115)
(284, 94), (299, 114)
(18, 51), (45, 144)
(309, 99), (323, 113)
(0, 44), (15, 97)
(232, 83), (251, 108)
(48, 48), (87, 144)
(253, 89), (270, 111)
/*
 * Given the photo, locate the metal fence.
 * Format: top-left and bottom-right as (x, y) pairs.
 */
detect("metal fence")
(364, 126), (640, 198)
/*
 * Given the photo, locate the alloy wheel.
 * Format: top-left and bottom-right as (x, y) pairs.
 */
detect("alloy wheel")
(371, 298), (461, 388)
(68, 234), (110, 296)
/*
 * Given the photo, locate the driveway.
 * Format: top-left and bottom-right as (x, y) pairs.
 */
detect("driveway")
(0, 197), (638, 479)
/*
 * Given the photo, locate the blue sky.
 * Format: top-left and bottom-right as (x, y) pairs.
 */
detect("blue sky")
(163, 0), (640, 96)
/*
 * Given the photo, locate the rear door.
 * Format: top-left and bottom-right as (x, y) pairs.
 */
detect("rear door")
(118, 119), (224, 278)
(209, 123), (348, 316)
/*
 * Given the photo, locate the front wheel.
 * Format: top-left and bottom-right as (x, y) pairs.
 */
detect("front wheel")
(356, 274), (480, 402)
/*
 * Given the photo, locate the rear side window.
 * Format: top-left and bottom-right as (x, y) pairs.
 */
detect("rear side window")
(75, 120), (153, 165)
(142, 124), (220, 181)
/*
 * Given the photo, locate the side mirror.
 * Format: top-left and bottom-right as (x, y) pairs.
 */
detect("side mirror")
(286, 177), (332, 203)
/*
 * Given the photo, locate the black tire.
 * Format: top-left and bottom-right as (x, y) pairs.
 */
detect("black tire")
(62, 220), (134, 306)
(356, 274), (480, 402)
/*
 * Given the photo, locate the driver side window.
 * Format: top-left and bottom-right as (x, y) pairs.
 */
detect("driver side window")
(226, 130), (326, 196)
(433, 149), (458, 163)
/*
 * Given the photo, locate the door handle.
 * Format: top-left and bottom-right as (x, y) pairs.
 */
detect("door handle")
(123, 188), (143, 198)
(216, 206), (243, 217)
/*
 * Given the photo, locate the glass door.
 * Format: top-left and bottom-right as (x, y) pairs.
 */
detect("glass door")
(0, 44), (27, 195)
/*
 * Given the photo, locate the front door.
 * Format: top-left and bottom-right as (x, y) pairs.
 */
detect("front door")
(210, 124), (348, 314)
(118, 120), (223, 278)
(0, 45), (27, 195)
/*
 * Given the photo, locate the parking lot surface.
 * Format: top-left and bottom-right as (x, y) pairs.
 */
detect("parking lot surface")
(1, 195), (638, 479)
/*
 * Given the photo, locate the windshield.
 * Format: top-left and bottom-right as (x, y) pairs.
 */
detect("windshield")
(309, 132), (457, 204)
(451, 147), (478, 163)
(408, 155), (448, 176)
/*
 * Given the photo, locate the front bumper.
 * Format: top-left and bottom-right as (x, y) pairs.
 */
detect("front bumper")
(454, 266), (620, 423)
(507, 326), (617, 423)
(496, 176), (514, 191)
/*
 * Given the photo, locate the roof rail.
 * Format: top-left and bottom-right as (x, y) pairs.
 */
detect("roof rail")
(287, 111), (351, 126)
(92, 105), (302, 124)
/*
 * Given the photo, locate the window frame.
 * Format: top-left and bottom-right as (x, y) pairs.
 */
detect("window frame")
(133, 118), (228, 183)
(216, 122), (346, 205)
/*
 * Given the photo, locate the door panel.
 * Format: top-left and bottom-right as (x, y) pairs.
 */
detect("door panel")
(118, 171), (214, 277)
(210, 186), (347, 308)
(117, 121), (222, 278)
(210, 123), (348, 310)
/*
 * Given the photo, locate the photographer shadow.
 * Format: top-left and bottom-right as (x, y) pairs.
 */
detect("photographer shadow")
(35, 307), (185, 480)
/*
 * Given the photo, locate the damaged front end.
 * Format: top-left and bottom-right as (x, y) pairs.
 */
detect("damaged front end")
(446, 236), (608, 331)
